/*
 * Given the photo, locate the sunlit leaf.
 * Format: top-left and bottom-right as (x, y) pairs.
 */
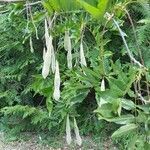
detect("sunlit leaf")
(112, 124), (138, 138)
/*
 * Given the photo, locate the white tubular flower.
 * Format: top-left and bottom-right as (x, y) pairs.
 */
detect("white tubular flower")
(99, 98), (107, 107)
(101, 79), (105, 91)
(29, 36), (34, 53)
(42, 48), (51, 79)
(42, 35), (53, 79)
(74, 117), (82, 146)
(80, 40), (87, 67)
(51, 47), (56, 74)
(66, 115), (72, 145)
(53, 60), (60, 101)
(48, 16), (52, 29)
(67, 49), (72, 70)
(64, 30), (72, 69)
(99, 79), (107, 107)
(47, 35), (53, 54)
(42, 20), (53, 79)
(64, 30), (71, 51)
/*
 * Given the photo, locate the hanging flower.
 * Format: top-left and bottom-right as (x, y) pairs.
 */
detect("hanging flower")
(67, 49), (72, 69)
(64, 30), (72, 69)
(99, 79), (107, 107)
(42, 35), (53, 79)
(66, 115), (72, 145)
(42, 48), (51, 79)
(74, 117), (82, 146)
(64, 30), (71, 51)
(80, 40), (87, 67)
(53, 60), (60, 101)
(48, 16), (52, 29)
(101, 78), (105, 91)
(42, 19), (54, 79)
(51, 47), (56, 73)
(29, 36), (34, 53)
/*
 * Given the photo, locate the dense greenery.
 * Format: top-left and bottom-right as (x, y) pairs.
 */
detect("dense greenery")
(0, 0), (150, 149)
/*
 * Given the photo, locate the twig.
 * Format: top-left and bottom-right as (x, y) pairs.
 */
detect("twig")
(47, 12), (57, 29)
(125, 9), (150, 98)
(27, 0), (39, 39)
(124, 9), (144, 65)
(113, 18), (144, 68)
(25, 1), (41, 6)
(25, 0), (29, 31)
(105, 13), (144, 68)
(0, 10), (9, 13)
(137, 93), (150, 104)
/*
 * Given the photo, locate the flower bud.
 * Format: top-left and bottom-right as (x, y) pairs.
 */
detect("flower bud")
(66, 115), (72, 145)
(53, 60), (60, 101)
(30, 37), (34, 53)
(74, 118), (82, 146)
(80, 40), (87, 67)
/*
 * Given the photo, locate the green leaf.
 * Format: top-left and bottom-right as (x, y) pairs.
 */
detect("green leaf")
(122, 99), (136, 110)
(0, 91), (8, 98)
(128, 134), (137, 150)
(42, 1), (53, 14)
(144, 142), (150, 150)
(138, 19), (150, 24)
(112, 124), (138, 138)
(137, 104), (150, 114)
(43, 0), (80, 12)
(48, 0), (60, 11)
(95, 103), (115, 119)
(106, 115), (135, 125)
(97, 0), (109, 17)
(58, 0), (79, 11)
(76, 0), (110, 19)
(43, 0), (61, 12)
(69, 89), (89, 106)
(112, 98), (122, 116)
(136, 111), (148, 123)
(76, 0), (101, 18)
(46, 97), (53, 116)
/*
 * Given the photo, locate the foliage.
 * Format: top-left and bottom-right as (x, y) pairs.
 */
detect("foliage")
(0, 0), (150, 149)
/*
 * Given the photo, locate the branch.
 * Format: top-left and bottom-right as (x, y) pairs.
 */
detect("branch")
(137, 93), (150, 104)
(105, 12), (144, 68)
(25, 1), (41, 6)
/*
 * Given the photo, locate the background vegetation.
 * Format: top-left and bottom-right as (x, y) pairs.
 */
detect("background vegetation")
(0, 0), (150, 149)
